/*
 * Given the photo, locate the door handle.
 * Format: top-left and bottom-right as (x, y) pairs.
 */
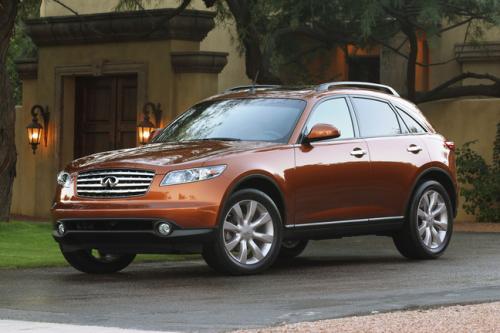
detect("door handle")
(407, 144), (422, 153)
(350, 147), (367, 158)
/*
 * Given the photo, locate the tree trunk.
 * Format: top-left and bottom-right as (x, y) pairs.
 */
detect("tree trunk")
(402, 25), (418, 101)
(225, 0), (281, 84)
(0, 0), (19, 222)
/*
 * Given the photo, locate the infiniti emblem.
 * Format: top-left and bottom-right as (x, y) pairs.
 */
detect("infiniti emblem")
(101, 176), (119, 188)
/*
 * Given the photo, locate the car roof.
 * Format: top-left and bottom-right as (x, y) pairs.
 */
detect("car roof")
(204, 84), (435, 132)
(208, 85), (410, 105)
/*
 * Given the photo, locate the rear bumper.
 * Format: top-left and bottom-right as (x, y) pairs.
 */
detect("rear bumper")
(53, 218), (215, 254)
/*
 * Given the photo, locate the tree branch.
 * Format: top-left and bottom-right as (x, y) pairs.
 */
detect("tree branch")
(371, 36), (460, 68)
(416, 72), (500, 103)
(52, 0), (80, 16)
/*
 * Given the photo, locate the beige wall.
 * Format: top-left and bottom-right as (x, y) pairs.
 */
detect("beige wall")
(40, 0), (250, 91)
(419, 98), (500, 221)
(12, 102), (37, 217)
(381, 23), (500, 91)
(429, 24), (500, 88)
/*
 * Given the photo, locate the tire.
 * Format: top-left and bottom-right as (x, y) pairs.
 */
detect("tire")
(202, 189), (283, 275)
(278, 240), (308, 260)
(393, 180), (453, 259)
(61, 248), (136, 274)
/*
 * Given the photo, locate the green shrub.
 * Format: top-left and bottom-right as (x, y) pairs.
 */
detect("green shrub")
(456, 123), (500, 222)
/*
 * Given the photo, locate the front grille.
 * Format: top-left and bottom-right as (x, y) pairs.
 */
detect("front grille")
(76, 169), (155, 198)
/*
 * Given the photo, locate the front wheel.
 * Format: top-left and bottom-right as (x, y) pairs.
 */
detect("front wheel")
(393, 180), (453, 259)
(202, 189), (282, 275)
(61, 248), (136, 274)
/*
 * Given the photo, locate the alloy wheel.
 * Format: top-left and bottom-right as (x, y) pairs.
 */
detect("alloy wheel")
(223, 199), (275, 265)
(417, 190), (449, 250)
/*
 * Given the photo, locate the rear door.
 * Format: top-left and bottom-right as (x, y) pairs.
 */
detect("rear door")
(293, 97), (373, 225)
(350, 97), (430, 218)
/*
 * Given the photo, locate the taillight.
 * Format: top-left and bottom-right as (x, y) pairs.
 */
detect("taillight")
(444, 141), (455, 151)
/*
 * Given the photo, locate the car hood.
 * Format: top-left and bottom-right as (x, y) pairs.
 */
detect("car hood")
(68, 141), (276, 173)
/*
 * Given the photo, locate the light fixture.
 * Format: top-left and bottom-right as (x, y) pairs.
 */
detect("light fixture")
(138, 102), (162, 144)
(27, 105), (49, 154)
(156, 222), (172, 236)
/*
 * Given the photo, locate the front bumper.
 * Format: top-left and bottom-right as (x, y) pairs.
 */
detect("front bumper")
(53, 218), (215, 254)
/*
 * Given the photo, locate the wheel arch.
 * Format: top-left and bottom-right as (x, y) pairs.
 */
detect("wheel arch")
(221, 173), (287, 226)
(407, 167), (458, 218)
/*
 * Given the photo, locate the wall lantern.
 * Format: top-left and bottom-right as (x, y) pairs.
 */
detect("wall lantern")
(27, 105), (49, 154)
(138, 102), (162, 144)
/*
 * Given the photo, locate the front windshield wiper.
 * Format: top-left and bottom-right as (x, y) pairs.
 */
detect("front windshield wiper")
(200, 137), (242, 141)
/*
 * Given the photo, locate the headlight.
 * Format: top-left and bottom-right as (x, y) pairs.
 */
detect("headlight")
(160, 165), (226, 186)
(57, 171), (72, 188)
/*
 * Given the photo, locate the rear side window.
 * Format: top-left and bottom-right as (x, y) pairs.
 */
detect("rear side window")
(304, 98), (355, 140)
(352, 98), (401, 137)
(397, 107), (427, 134)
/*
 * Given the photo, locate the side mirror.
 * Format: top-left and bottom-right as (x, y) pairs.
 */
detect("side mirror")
(304, 123), (341, 143)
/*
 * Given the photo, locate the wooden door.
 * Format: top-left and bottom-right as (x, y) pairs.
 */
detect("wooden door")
(74, 75), (137, 158)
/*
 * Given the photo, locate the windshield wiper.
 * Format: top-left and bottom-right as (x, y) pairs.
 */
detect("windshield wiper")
(200, 137), (242, 141)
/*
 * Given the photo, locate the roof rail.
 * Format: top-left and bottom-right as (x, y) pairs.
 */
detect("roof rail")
(224, 85), (281, 93)
(315, 81), (400, 96)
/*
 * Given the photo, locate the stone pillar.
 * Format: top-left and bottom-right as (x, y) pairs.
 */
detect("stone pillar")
(171, 51), (228, 116)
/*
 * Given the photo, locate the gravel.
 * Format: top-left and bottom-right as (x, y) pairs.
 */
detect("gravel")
(237, 302), (500, 333)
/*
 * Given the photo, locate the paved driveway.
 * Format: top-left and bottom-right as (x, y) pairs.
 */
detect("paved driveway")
(1, 233), (500, 332)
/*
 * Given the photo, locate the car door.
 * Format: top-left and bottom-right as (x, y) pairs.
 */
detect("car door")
(292, 97), (373, 225)
(350, 97), (430, 218)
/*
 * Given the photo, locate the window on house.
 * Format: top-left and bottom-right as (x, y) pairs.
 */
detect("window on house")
(348, 57), (380, 83)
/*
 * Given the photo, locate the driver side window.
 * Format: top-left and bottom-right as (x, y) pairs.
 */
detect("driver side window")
(305, 98), (355, 140)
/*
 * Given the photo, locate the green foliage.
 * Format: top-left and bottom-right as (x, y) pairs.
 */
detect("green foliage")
(456, 123), (500, 222)
(118, 0), (500, 85)
(220, 0), (499, 84)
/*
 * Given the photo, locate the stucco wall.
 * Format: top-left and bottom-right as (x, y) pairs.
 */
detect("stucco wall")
(381, 23), (500, 91)
(419, 98), (500, 221)
(428, 25), (500, 88)
(40, 0), (250, 91)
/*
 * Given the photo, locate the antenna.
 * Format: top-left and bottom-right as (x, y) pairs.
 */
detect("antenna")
(250, 70), (260, 94)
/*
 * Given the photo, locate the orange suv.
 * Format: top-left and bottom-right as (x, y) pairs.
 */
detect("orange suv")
(52, 82), (457, 275)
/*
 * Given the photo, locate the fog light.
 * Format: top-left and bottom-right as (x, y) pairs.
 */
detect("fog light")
(157, 222), (172, 236)
(57, 223), (65, 236)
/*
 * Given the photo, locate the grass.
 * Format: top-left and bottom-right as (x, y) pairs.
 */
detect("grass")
(0, 221), (198, 269)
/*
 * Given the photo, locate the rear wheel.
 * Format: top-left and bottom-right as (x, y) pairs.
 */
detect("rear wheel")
(393, 180), (453, 259)
(61, 248), (136, 274)
(278, 240), (308, 260)
(202, 189), (282, 275)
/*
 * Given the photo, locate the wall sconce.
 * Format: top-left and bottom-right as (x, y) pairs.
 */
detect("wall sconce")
(138, 102), (162, 144)
(27, 105), (49, 154)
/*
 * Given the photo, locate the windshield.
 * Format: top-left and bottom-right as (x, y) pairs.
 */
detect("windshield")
(152, 98), (306, 144)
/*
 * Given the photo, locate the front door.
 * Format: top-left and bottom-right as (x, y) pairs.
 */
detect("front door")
(292, 97), (373, 225)
(74, 75), (138, 158)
